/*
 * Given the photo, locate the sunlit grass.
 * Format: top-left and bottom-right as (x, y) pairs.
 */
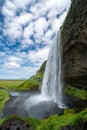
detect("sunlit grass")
(18, 72), (44, 90)
(65, 85), (87, 100)
(37, 108), (87, 130)
(0, 80), (25, 90)
(0, 90), (10, 112)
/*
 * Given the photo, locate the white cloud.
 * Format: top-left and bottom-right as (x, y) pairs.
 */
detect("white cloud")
(3, 21), (23, 41)
(30, 3), (47, 19)
(2, 0), (71, 43)
(28, 47), (49, 67)
(14, 12), (33, 26)
(35, 17), (48, 34)
(5, 0), (17, 10)
(45, 0), (71, 13)
(4, 61), (20, 68)
(34, 17), (49, 43)
(8, 56), (22, 62)
(23, 23), (34, 37)
(1, 0), (71, 79)
(52, 18), (61, 32)
(45, 30), (53, 40)
(12, 0), (30, 9)
(2, 6), (15, 17)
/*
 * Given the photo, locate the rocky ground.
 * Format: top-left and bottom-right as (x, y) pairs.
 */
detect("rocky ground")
(0, 118), (29, 130)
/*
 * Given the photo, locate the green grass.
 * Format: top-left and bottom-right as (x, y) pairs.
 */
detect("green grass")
(0, 72), (44, 91)
(18, 61), (46, 90)
(0, 90), (10, 113)
(0, 80), (25, 90)
(64, 85), (87, 100)
(37, 108), (87, 130)
(0, 72), (43, 91)
(24, 117), (41, 130)
(18, 72), (44, 90)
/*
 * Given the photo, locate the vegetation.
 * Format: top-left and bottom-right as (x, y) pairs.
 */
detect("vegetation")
(24, 117), (41, 130)
(0, 115), (41, 130)
(18, 61), (46, 90)
(0, 61), (46, 91)
(18, 72), (44, 90)
(37, 108), (87, 130)
(64, 85), (87, 100)
(0, 90), (10, 112)
(0, 72), (44, 91)
(0, 80), (25, 90)
(0, 109), (87, 130)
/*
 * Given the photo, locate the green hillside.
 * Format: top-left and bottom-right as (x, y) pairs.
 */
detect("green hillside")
(18, 61), (46, 90)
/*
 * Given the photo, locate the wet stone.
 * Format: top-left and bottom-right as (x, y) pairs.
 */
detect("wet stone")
(0, 118), (29, 130)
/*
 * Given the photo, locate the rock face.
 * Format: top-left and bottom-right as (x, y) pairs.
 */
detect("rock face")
(62, 0), (87, 89)
(36, 61), (46, 74)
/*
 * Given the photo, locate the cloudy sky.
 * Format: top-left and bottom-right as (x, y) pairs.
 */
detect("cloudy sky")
(0, 0), (71, 79)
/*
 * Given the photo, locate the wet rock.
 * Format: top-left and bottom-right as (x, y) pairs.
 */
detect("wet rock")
(61, 121), (87, 130)
(0, 118), (29, 130)
(83, 122), (87, 130)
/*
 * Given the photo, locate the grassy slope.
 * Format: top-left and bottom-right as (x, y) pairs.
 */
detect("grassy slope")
(0, 90), (10, 112)
(37, 108), (87, 130)
(0, 80), (25, 90)
(18, 72), (44, 90)
(64, 85), (87, 100)
(18, 61), (46, 90)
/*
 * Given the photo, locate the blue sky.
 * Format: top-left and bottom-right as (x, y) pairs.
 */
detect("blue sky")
(0, 0), (71, 79)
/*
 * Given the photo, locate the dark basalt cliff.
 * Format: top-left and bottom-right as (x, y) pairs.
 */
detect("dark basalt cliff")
(62, 0), (87, 90)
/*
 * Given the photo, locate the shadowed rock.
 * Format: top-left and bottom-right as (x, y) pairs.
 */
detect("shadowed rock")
(0, 118), (29, 130)
(62, 0), (87, 90)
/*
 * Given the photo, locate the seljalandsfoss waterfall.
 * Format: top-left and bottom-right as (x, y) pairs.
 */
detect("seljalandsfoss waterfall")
(23, 29), (66, 109)
(41, 30), (65, 108)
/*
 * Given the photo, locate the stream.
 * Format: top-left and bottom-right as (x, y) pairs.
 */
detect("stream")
(0, 90), (86, 119)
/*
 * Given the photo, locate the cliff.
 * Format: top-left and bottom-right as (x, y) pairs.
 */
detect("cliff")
(61, 0), (87, 95)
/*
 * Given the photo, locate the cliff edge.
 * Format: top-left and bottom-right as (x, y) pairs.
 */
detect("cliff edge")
(62, 0), (87, 90)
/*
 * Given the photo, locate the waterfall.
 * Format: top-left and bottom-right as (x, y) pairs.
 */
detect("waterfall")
(24, 29), (66, 110)
(41, 29), (65, 108)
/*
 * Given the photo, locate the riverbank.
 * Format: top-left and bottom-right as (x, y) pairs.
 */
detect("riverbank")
(0, 90), (10, 113)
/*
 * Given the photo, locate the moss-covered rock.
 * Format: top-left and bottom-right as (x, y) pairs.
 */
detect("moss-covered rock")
(0, 115), (41, 130)
(61, 0), (87, 90)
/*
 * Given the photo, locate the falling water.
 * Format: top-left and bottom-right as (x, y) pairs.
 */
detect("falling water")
(23, 29), (66, 111)
(41, 29), (65, 108)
